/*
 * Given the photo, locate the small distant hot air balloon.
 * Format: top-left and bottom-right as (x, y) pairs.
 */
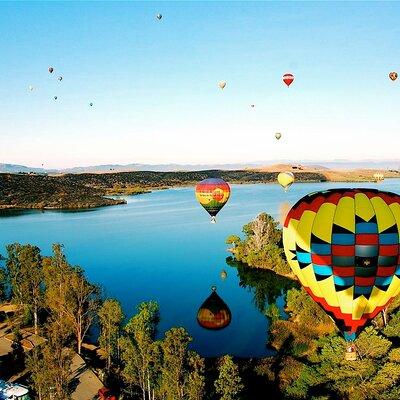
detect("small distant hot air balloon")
(275, 132), (282, 140)
(197, 286), (232, 330)
(218, 81), (227, 90)
(283, 188), (400, 345)
(389, 72), (398, 81)
(195, 178), (231, 223)
(283, 73), (294, 87)
(156, 13), (162, 20)
(54, 96), (58, 100)
(277, 172), (295, 191)
(28, 85), (34, 92)
(48, 67), (54, 74)
(58, 76), (63, 81)
(89, 102), (93, 107)
(220, 270), (227, 280)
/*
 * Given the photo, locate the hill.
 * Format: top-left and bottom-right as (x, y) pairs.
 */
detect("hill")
(0, 173), (125, 210)
(1, 167), (399, 210)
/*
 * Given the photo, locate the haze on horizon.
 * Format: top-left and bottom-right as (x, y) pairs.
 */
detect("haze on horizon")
(1, 1), (399, 169)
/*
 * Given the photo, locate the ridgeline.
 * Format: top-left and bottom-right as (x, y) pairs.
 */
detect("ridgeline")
(0, 170), (326, 210)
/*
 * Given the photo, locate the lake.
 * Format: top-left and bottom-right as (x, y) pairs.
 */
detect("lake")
(1, 179), (399, 357)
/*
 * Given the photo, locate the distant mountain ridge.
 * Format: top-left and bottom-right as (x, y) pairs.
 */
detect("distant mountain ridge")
(1, 160), (399, 174)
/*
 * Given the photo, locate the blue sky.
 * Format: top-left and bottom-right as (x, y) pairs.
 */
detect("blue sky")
(1, 1), (399, 168)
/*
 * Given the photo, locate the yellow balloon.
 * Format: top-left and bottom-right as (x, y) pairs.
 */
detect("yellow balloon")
(277, 172), (295, 191)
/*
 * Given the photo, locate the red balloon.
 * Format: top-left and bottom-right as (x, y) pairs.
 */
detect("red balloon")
(283, 73), (294, 87)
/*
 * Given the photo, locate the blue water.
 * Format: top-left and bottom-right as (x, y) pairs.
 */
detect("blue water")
(0, 180), (399, 357)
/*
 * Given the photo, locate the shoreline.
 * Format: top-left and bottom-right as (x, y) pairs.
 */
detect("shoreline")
(1, 171), (399, 212)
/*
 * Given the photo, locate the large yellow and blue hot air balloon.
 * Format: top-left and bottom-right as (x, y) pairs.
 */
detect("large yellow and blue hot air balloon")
(283, 188), (400, 342)
(195, 178), (230, 223)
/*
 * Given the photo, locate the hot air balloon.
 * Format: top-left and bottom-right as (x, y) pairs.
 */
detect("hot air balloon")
(278, 172), (295, 191)
(54, 96), (58, 100)
(197, 286), (232, 330)
(58, 76), (63, 81)
(389, 72), (398, 82)
(218, 81), (227, 90)
(283, 188), (400, 346)
(28, 85), (34, 92)
(89, 102), (93, 107)
(283, 73), (294, 87)
(156, 13), (162, 20)
(195, 178), (231, 223)
(275, 132), (282, 140)
(220, 270), (228, 280)
(250, 104), (255, 108)
(48, 67), (54, 73)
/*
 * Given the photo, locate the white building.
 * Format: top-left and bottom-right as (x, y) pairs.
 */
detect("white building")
(0, 380), (30, 400)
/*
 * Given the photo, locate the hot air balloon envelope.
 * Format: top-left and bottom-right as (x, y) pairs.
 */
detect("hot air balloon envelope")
(197, 287), (231, 330)
(275, 132), (282, 140)
(389, 72), (398, 81)
(218, 81), (227, 90)
(278, 172), (295, 191)
(195, 178), (230, 222)
(58, 76), (63, 81)
(48, 67), (54, 73)
(283, 188), (400, 341)
(156, 13), (162, 20)
(283, 73), (294, 87)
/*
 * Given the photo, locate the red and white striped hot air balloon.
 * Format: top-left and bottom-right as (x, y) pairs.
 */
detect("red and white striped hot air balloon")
(283, 73), (294, 87)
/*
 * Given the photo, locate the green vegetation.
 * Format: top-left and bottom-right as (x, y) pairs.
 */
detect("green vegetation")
(0, 173), (126, 209)
(214, 355), (244, 400)
(227, 212), (294, 277)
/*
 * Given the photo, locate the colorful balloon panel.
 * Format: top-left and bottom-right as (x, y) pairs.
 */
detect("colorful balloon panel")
(197, 290), (231, 330)
(283, 189), (400, 341)
(195, 178), (230, 217)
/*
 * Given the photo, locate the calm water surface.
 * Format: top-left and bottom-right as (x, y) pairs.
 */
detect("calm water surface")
(1, 180), (399, 357)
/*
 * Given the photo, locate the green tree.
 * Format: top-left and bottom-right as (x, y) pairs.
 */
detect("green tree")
(119, 301), (160, 400)
(98, 298), (124, 371)
(265, 303), (281, 323)
(44, 244), (100, 354)
(242, 213), (282, 250)
(225, 235), (241, 247)
(185, 351), (205, 400)
(27, 322), (73, 400)
(6, 243), (43, 334)
(160, 327), (192, 400)
(0, 265), (7, 301)
(214, 355), (244, 400)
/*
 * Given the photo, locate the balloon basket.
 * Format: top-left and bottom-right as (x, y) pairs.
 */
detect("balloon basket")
(210, 217), (216, 224)
(345, 344), (357, 361)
